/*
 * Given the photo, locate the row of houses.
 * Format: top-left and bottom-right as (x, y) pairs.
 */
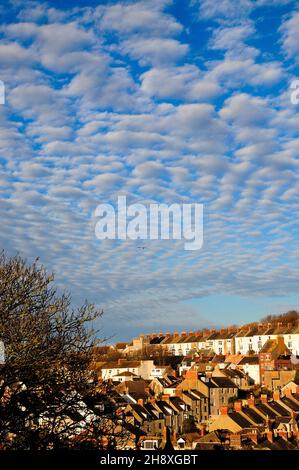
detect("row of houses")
(125, 322), (299, 356)
(112, 365), (299, 450)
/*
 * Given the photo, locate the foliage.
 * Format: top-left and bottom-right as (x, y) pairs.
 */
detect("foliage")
(0, 252), (127, 449)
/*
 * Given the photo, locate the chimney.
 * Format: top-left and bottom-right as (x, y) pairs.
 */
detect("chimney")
(273, 390), (280, 401)
(248, 396), (255, 408)
(261, 394), (268, 404)
(220, 405), (229, 415)
(199, 423), (206, 437)
(266, 431), (274, 443)
(138, 398), (144, 406)
(234, 401), (242, 412)
(181, 332), (187, 337)
(165, 332), (171, 337)
(162, 394), (170, 403)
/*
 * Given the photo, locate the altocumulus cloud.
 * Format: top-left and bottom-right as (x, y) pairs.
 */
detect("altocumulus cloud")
(0, 0), (299, 339)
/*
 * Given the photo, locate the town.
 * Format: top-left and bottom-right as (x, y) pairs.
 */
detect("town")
(92, 314), (299, 450)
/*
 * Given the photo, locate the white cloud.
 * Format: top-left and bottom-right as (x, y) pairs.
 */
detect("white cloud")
(97, 1), (182, 36)
(280, 11), (299, 63)
(0, 0), (298, 339)
(197, 0), (253, 22)
(141, 65), (221, 100)
(122, 37), (188, 65)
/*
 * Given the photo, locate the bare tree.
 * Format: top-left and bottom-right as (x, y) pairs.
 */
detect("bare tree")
(0, 252), (127, 450)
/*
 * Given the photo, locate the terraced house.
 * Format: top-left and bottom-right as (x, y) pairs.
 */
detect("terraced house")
(129, 321), (299, 358)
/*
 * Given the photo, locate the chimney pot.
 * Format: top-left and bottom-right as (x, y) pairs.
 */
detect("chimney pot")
(248, 396), (255, 408)
(234, 401), (242, 412)
(273, 390), (281, 401)
(220, 405), (229, 415)
(261, 394), (268, 404)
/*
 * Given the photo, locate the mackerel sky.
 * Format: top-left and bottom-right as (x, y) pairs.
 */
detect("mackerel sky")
(1, 0), (299, 340)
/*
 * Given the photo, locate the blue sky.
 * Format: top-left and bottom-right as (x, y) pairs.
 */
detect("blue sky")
(0, 0), (299, 341)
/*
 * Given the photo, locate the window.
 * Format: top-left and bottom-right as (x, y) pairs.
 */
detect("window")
(219, 347), (223, 354)
(178, 440), (185, 449)
(143, 441), (157, 450)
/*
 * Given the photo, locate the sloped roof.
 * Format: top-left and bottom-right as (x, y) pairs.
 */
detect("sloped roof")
(189, 389), (207, 400)
(238, 356), (259, 365)
(197, 430), (223, 443)
(266, 401), (290, 417)
(102, 360), (141, 369)
(150, 336), (165, 344)
(280, 396), (299, 411)
(241, 407), (264, 425)
(259, 338), (291, 356)
(255, 403), (277, 419)
(211, 376), (238, 388)
(255, 436), (297, 450)
(229, 412), (252, 429)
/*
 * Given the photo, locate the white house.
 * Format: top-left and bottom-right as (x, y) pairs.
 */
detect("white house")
(238, 356), (260, 384)
(101, 359), (155, 381)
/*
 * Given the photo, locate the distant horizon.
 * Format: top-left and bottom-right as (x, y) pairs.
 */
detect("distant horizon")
(102, 299), (299, 343)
